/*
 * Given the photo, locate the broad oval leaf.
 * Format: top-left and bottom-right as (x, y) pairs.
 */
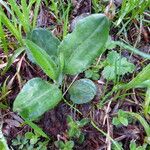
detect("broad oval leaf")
(27, 28), (60, 57)
(69, 79), (97, 104)
(13, 78), (62, 121)
(25, 40), (59, 80)
(58, 14), (109, 75)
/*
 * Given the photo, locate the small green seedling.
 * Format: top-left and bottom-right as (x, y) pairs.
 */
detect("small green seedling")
(129, 141), (147, 150)
(113, 110), (150, 141)
(54, 116), (89, 150)
(85, 68), (100, 80)
(12, 132), (49, 150)
(102, 51), (135, 81)
(12, 135), (30, 150)
(55, 140), (74, 150)
(67, 115), (90, 143)
(112, 110), (130, 127)
(25, 132), (40, 145)
(26, 131), (49, 150)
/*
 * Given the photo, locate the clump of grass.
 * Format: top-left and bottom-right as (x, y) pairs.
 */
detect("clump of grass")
(0, 0), (41, 45)
(116, 0), (150, 26)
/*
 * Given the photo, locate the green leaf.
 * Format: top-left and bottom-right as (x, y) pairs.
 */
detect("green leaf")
(130, 141), (137, 150)
(25, 40), (59, 80)
(102, 66), (116, 80)
(112, 110), (129, 127)
(67, 115), (74, 123)
(85, 70), (93, 78)
(30, 137), (38, 145)
(8, 0), (30, 33)
(112, 141), (123, 150)
(79, 118), (90, 127)
(0, 129), (9, 150)
(0, 10), (23, 44)
(112, 117), (121, 126)
(105, 36), (116, 50)
(0, 16), (8, 54)
(118, 110), (128, 126)
(138, 80), (150, 88)
(0, 103), (8, 109)
(106, 50), (120, 64)
(125, 111), (150, 137)
(25, 132), (34, 139)
(13, 78), (62, 121)
(144, 88), (150, 117)
(85, 69), (100, 80)
(69, 79), (97, 104)
(66, 141), (74, 149)
(2, 46), (25, 75)
(119, 116), (128, 126)
(123, 64), (150, 90)
(78, 133), (85, 143)
(118, 109), (127, 118)
(24, 119), (49, 139)
(58, 14), (109, 75)
(137, 147), (145, 150)
(32, 0), (41, 28)
(102, 51), (135, 81)
(28, 28), (60, 57)
(114, 41), (150, 60)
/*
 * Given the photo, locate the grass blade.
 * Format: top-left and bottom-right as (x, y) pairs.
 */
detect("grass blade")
(24, 119), (49, 139)
(144, 88), (150, 117)
(122, 64), (150, 90)
(125, 111), (150, 137)
(114, 41), (150, 60)
(2, 47), (25, 75)
(0, 17), (8, 55)
(32, 0), (41, 28)
(0, 0), (13, 15)
(0, 11), (23, 44)
(8, 0), (30, 32)
(91, 120), (122, 150)
(21, 0), (30, 31)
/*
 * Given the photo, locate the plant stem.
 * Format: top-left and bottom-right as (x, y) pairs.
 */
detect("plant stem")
(91, 120), (122, 150)
(114, 41), (150, 60)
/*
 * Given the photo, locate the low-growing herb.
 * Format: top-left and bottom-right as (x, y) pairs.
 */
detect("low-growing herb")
(12, 132), (49, 150)
(129, 141), (147, 150)
(13, 14), (109, 121)
(102, 51), (135, 81)
(112, 110), (130, 127)
(113, 110), (150, 138)
(85, 68), (100, 80)
(11, 13), (150, 136)
(67, 115), (89, 143)
(55, 140), (74, 150)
